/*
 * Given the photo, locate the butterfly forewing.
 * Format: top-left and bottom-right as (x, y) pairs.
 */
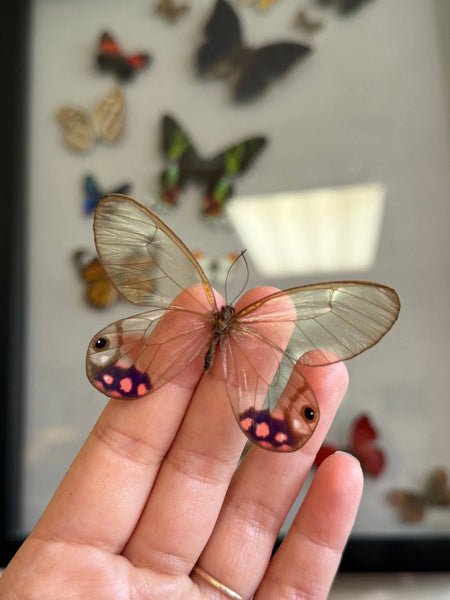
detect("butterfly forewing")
(94, 194), (216, 311)
(236, 283), (400, 366)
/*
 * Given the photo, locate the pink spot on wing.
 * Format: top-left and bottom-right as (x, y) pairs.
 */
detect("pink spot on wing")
(109, 390), (122, 398)
(94, 380), (105, 391)
(137, 383), (149, 396)
(120, 378), (133, 393)
(255, 422), (270, 439)
(240, 417), (253, 431)
(103, 374), (114, 385)
(275, 432), (288, 443)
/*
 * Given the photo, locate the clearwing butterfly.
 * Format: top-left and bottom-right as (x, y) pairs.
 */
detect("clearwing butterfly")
(388, 468), (450, 523)
(57, 88), (125, 153)
(159, 114), (267, 219)
(97, 32), (152, 82)
(196, 0), (312, 101)
(314, 413), (385, 476)
(83, 174), (132, 216)
(73, 250), (120, 309)
(154, 0), (190, 22)
(86, 194), (400, 452)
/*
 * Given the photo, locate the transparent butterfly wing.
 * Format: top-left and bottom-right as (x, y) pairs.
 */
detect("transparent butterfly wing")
(94, 194), (216, 310)
(237, 282), (400, 366)
(57, 106), (95, 152)
(92, 88), (125, 143)
(221, 282), (399, 451)
(221, 323), (319, 451)
(86, 306), (213, 398)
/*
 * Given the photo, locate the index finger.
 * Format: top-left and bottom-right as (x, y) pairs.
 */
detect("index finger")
(30, 287), (211, 552)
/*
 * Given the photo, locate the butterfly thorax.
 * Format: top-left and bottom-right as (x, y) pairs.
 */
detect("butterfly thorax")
(204, 304), (235, 372)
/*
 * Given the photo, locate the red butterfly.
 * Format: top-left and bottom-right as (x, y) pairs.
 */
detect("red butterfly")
(97, 32), (152, 82)
(314, 414), (385, 476)
(85, 195), (400, 452)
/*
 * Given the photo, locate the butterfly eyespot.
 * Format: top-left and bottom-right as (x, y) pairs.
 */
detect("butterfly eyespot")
(302, 406), (316, 422)
(94, 337), (109, 350)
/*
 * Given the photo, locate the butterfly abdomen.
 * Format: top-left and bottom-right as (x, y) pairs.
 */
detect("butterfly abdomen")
(92, 363), (151, 399)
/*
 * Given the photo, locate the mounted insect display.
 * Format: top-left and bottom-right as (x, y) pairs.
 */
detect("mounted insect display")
(154, 0), (190, 22)
(96, 31), (152, 82)
(158, 114), (267, 221)
(196, 0), (312, 101)
(56, 88), (125, 153)
(82, 174), (132, 216)
(73, 250), (120, 309)
(388, 468), (450, 523)
(85, 194), (400, 452)
(314, 414), (385, 477)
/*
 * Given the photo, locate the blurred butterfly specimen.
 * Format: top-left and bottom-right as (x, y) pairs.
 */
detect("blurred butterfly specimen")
(314, 413), (385, 477)
(315, 0), (374, 15)
(159, 114), (267, 219)
(86, 194), (400, 452)
(388, 468), (450, 523)
(57, 88), (125, 153)
(83, 174), (132, 216)
(196, 0), (312, 101)
(73, 250), (119, 309)
(154, 0), (190, 22)
(97, 32), (152, 82)
(294, 10), (325, 35)
(241, 0), (280, 10)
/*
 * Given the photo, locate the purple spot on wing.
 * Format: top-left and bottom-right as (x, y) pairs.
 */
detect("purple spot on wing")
(239, 407), (294, 449)
(94, 364), (151, 399)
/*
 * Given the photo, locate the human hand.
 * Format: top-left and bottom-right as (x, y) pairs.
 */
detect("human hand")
(0, 287), (363, 599)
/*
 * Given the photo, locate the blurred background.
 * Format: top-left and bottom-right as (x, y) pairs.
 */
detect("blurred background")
(1, 0), (449, 595)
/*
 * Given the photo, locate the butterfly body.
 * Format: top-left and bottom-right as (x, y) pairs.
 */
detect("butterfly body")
(97, 32), (151, 82)
(86, 194), (400, 452)
(159, 114), (267, 218)
(197, 0), (312, 101)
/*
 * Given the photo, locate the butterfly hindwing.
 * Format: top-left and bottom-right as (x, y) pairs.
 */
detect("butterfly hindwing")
(233, 42), (311, 101)
(203, 136), (267, 217)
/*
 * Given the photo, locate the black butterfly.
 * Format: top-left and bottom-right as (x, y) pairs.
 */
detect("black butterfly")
(96, 32), (152, 82)
(159, 114), (267, 219)
(196, 0), (312, 101)
(315, 0), (375, 15)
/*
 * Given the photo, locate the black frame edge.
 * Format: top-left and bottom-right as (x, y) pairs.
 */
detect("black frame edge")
(0, 0), (31, 567)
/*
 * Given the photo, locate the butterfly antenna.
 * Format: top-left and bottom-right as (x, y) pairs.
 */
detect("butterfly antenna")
(226, 249), (249, 305)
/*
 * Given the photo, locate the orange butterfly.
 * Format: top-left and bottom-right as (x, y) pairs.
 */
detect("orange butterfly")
(86, 195), (400, 452)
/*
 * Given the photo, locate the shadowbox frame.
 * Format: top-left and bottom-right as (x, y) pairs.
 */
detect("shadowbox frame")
(1, 0), (450, 572)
